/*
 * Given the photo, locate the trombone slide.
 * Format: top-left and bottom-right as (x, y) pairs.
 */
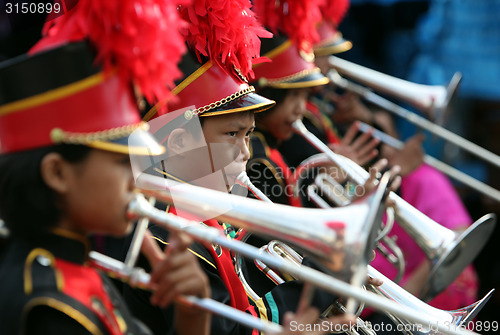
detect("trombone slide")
(328, 56), (461, 118)
(292, 119), (496, 300)
(89, 251), (283, 334)
(327, 66), (500, 169)
(356, 122), (500, 203)
(127, 193), (478, 335)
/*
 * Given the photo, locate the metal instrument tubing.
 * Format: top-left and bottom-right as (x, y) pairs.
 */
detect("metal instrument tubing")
(357, 122), (500, 203)
(129, 195), (478, 335)
(367, 266), (495, 335)
(329, 71), (500, 168)
(124, 197), (156, 268)
(293, 120), (464, 255)
(90, 250), (283, 334)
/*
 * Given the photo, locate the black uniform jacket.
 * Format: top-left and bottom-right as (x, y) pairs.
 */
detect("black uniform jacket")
(0, 230), (148, 335)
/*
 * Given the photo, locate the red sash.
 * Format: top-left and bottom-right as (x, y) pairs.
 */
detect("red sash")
(268, 147), (303, 207)
(202, 218), (252, 311)
(168, 207), (251, 312)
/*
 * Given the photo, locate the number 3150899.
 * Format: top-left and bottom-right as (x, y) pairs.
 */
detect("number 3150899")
(5, 2), (61, 14)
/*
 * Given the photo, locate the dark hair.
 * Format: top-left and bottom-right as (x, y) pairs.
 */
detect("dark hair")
(256, 87), (288, 106)
(0, 145), (92, 241)
(254, 87), (288, 124)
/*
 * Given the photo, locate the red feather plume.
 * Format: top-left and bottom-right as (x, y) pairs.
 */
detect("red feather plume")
(321, 0), (350, 26)
(178, 0), (271, 79)
(252, 0), (323, 52)
(30, 0), (189, 104)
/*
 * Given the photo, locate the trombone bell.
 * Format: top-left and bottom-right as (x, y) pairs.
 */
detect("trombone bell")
(136, 172), (389, 286)
(129, 180), (482, 335)
(391, 193), (496, 300)
(368, 266), (495, 335)
(420, 213), (496, 300)
(291, 120), (497, 300)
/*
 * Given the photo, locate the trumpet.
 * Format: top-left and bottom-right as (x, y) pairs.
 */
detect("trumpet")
(292, 119), (497, 300)
(356, 121), (500, 203)
(327, 57), (500, 169)
(129, 175), (480, 335)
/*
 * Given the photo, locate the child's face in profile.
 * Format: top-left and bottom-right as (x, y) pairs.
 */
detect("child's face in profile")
(258, 88), (308, 141)
(165, 111), (255, 192)
(59, 150), (135, 236)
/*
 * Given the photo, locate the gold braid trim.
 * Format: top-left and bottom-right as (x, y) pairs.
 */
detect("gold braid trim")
(50, 122), (148, 145)
(258, 68), (321, 87)
(184, 86), (256, 120)
(24, 248), (60, 296)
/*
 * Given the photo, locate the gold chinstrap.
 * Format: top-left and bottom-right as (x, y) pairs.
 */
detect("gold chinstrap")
(184, 86), (256, 120)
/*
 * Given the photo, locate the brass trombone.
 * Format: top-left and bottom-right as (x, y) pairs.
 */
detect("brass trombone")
(291, 153), (404, 282)
(292, 119), (496, 300)
(132, 173), (482, 335)
(366, 266), (495, 335)
(233, 174), (493, 335)
(356, 121), (500, 203)
(234, 173), (376, 335)
(303, 170), (405, 283)
(254, 241), (374, 335)
(136, 172), (389, 299)
(254, 241), (494, 335)
(328, 56), (462, 123)
(0, 214), (283, 334)
(327, 56), (500, 169)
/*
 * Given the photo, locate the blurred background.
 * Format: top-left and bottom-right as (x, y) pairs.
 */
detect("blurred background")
(338, 0), (500, 329)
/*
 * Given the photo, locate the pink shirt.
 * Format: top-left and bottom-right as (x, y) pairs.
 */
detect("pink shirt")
(370, 164), (478, 310)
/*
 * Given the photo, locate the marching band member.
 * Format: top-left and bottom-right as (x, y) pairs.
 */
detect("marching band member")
(241, 0), (398, 310)
(278, 0), (380, 172)
(247, 0), (389, 207)
(318, 64), (479, 328)
(124, 0), (357, 334)
(0, 1), (212, 334)
(279, 0), (376, 170)
(352, 111), (479, 320)
(247, 0), (329, 206)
